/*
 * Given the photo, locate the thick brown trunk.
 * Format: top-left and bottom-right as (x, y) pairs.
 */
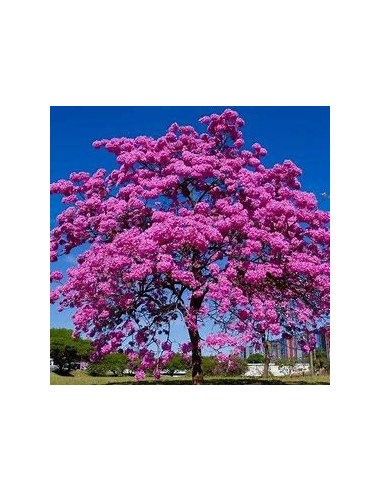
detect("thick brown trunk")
(188, 292), (205, 385)
(263, 339), (271, 379)
(189, 329), (203, 384)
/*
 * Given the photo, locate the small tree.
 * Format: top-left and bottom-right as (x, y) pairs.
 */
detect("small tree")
(314, 348), (329, 374)
(274, 356), (298, 376)
(214, 356), (248, 376)
(87, 353), (128, 376)
(50, 328), (92, 374)
(164, 353), (191, 376)
(201, 356), (219, 376)
(201, 355), (247, 376)
(247, 353), (265, 363)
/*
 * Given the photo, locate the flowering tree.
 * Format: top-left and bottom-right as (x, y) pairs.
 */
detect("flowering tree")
(50, 109), (330, 384)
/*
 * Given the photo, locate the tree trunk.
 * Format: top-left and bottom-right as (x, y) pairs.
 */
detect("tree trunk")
(188, 292), (205, 384)
(309, 349), (314, 376)
(263, 340), (271, 379)
(189, 329), (203, 384)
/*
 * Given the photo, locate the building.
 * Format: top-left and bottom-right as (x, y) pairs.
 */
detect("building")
(270, 337), (303, 360)
(316, 330), (330, 356)
(242, 330), (330, 361)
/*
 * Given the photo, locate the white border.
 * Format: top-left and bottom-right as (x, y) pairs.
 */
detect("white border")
(3, 1), (378, 490)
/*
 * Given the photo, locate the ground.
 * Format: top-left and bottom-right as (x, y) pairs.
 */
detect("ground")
(50, 371), (330, 385)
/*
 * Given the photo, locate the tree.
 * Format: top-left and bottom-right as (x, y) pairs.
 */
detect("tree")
(274, 356), (298, 376)
(50, 328), (92, 374)
(50, 109), (330, 384)
(164, 353), (191, 376)
(247, 353), (265, 364)
(87, 353), (128, 376)
(314, 348), (329, 374)
(201, 355), (247, 376)
(214, 355), (248, 376)
(201, 356), (218, 376)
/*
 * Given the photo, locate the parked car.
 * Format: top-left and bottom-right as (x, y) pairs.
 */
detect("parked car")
(160, 369), (187, 376)
(50, 360), (83, 372)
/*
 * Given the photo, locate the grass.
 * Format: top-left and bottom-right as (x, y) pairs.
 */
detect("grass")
(50, 371), (330, 385)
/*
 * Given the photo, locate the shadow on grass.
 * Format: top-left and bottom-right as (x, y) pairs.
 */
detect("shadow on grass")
(106, 378), (329, 385)
(52, 371), (75, 377)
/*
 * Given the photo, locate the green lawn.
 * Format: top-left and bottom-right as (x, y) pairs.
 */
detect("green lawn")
(50, 371), (330, 385)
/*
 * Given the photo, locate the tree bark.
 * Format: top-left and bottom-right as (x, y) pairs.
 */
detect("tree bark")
(188, 292), (206, 384)
(309, 349), (315, 376)
(263, 339), (271, 379)
(189, 329), (203, 384)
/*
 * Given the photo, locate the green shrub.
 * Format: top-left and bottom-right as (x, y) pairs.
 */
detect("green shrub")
(201, 356), (219, 376)
(164, 353), (191, 375)
(314, 349), (330, 374)
(201, 355), (248, 376)
(216, 356), (248, 376)
(275, 357), (297, 367)
(88, 353), (128, 376)
(246, 353), (265, 363)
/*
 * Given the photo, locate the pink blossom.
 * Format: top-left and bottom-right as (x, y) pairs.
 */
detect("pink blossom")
(135, 370), (145, 381)
(162, 341), (172, 351)
(50, 271), (63, 283)
(50, 289), (60, 303)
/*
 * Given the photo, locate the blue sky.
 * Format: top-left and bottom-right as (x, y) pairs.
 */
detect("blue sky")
(50, 106), (330, 332)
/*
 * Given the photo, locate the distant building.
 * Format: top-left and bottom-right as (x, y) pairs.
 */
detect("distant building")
(242, 337), (303, 360)
(241, 345), (254, 359)
(242, 331), (329, 361)
(270, 337), (303, 360)
(316, 330), (330, 356)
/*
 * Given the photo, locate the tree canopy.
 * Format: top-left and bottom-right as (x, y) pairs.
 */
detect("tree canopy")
(50, 109), (330, 383)
(246, 353), (266, 364)
(87, 352), (128, 377)
(164, 353), (191, 375)
(50, 328), (92, 373)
